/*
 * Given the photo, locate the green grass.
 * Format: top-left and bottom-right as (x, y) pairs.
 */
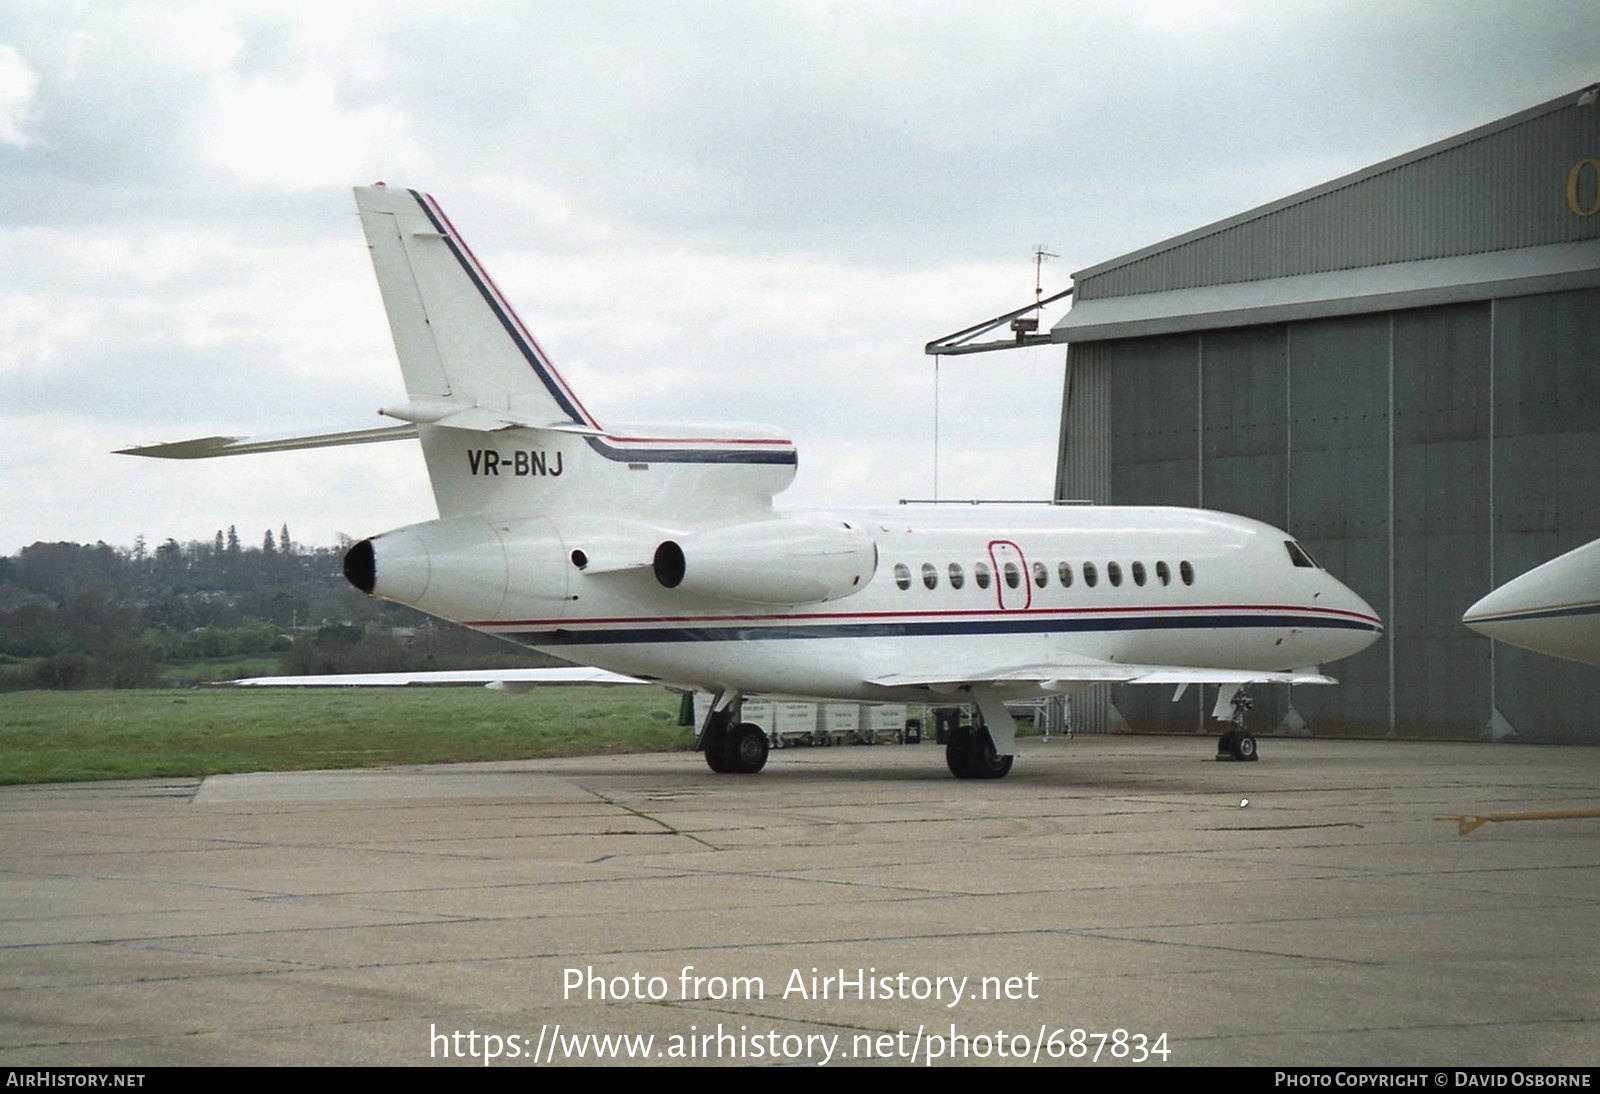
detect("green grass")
(160, 655), (286, 686)
(0, 686), (690, 784)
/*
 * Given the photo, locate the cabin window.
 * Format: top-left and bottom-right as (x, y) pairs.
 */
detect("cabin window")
(1132, 561), (1147, 586)
(1032, 561), (1049, 588)
(1003, 561), (1021, 589)
(921, 563), (939, 590)
(1058, 561), (1073, 587)
(893, 563), (911, 590)
(1156, 560), (1171, 586)
(1180, 560), (1195, 586)
(948, 562), (965, 589)
(1083, 562), (1098, 588)
(974, 562), (992, 589)
(1285, 540), (1320, 568)
(1107, 561), (1122, 587)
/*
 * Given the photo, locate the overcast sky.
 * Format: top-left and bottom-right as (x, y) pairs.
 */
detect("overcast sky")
(3, 0), (1598, 555)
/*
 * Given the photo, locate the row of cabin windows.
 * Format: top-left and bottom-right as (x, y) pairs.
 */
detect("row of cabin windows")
(890, 558), (1196, 592)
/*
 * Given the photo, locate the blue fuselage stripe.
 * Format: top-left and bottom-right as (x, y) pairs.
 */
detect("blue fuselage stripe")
(492, 612), (1381, 648)
(582, 436), (798, 465)
(1468, 601), (1600, 625)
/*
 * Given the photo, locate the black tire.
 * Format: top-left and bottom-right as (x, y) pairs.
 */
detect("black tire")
(1229, 732), (1258, 762)
(947, 725), (1013, 780)
(946, 725), (976, 778)
(722, 722), (770, 774)
(969, 734), (1014, 779)
(703, 719), (734, 773)
(1216, 729), (1238, 759)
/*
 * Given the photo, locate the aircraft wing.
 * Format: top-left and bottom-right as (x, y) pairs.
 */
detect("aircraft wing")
(231, 667), (651, 692)
(869, 660), (1334, 717)
(868, 663), (1336, 690)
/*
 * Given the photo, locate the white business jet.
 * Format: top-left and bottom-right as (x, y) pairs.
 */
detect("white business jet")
(1463, 538), (1600, 666)
(122, 186), (1383, 778)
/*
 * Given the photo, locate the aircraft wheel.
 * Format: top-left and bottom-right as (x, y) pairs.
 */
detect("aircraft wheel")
(1229, 732), (1258, 763)
(1215, 730), (1237, 760)
(946, 725), (1013, 780)
(703, 720), (734, 773)
(946, 725), (974, 778)
(722, 722), (770, 774)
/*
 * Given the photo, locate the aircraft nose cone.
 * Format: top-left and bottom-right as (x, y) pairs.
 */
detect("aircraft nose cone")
(1335, 578), (1382, 633)
(1463, 584), (1511, 634)
(1320, 578), (1383, 661)
(1463, 539), (1600, 666)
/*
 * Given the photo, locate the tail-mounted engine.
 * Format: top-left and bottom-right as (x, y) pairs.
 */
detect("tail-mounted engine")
(343, 515), (568, 620)
(651, 519), (877, 605)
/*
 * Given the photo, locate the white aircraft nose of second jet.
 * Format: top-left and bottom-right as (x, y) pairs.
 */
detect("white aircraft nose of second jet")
(1463, 539), (1600, 667)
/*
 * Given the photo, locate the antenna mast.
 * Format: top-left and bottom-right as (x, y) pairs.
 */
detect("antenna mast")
(1033, 244), (1058, 305)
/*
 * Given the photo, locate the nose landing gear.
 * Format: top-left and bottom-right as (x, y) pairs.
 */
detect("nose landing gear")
(1216, 688), (1258, 762)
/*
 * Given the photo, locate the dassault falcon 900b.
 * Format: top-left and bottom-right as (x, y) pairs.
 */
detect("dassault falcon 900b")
(122, 185), (1383, 779)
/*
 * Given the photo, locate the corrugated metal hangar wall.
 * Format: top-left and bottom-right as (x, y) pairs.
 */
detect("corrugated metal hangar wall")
(1053, 85), (1600, 743)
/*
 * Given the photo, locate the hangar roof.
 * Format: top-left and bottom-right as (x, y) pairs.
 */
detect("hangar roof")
(1055, 84), (1600, 343)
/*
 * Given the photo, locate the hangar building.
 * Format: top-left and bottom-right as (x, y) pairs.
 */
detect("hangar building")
(1051, 84), (1600, 743)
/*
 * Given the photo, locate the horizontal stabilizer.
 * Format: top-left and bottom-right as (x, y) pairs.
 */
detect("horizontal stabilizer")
(118, 424), (419, 460)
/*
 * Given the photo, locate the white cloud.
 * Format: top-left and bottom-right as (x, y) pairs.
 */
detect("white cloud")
(0, 44), (38, 146)
(203, 71), (420, 189)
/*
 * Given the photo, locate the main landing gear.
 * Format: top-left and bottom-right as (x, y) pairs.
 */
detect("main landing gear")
(946, 699), (1014, 780)
(1216, 688), (1258, 762)
(696, 688), (1017, 779)
(946, 723), (1012, 779)
(698, 700), (769, 775)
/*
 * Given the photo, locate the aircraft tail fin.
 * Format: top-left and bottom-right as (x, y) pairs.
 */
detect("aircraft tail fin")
(354, 184), (599, 432)
(353, 185), (797, 522)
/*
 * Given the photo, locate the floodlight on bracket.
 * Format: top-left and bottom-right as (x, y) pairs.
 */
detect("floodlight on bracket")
(924, 284), (1073, 357)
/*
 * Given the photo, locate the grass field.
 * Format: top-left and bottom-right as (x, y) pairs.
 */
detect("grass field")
(0, 686), (690, 784)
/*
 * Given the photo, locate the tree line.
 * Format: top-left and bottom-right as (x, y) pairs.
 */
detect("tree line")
(0, 528), (551, 691)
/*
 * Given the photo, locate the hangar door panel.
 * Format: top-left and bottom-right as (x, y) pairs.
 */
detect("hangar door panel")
(1200, 326), (1288, 531)
(1287, 315), (1392, 731)
(1108, 334), (1201, 508)
(1392, 303), (1490, 734)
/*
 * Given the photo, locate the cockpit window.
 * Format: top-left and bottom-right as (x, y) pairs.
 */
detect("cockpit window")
(1285, 540), (1320, 569)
